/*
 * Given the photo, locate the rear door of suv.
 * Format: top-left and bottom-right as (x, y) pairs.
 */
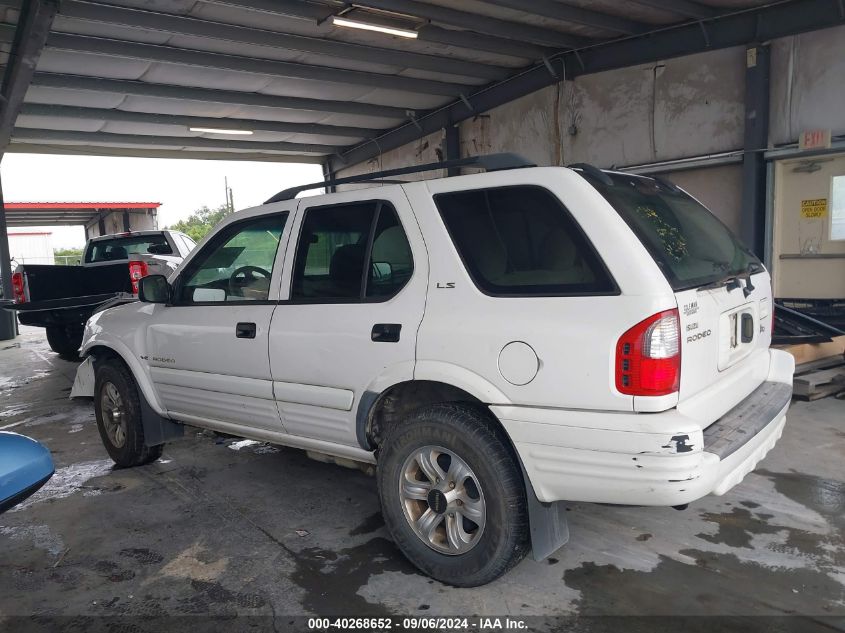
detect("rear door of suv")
(268, 187), (427, 448)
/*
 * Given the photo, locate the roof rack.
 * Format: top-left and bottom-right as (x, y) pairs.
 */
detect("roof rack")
(264, 153), (535, 203)
(568, 162), (613, 186)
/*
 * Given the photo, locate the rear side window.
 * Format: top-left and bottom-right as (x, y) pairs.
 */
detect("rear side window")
(291, 201), (413, 302)
(434, 185), (616, 296)
(85, 234), (172, 263)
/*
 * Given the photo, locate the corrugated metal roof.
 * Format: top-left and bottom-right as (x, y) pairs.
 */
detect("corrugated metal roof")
(3, 201), (159, 227)
(0, 0), (837, 167)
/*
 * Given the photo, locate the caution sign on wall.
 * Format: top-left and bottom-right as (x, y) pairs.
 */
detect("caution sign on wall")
(800, 198), (828, 219)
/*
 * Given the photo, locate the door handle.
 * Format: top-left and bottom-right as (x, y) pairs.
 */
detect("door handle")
(371, 323), (401, 343)
(740, 313), (754, 343)
(236, 322), (257, 339)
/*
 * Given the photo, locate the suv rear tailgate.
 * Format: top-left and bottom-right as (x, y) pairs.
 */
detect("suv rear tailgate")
(674, 270), (773, 423)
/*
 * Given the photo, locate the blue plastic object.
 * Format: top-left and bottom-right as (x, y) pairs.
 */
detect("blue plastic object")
(0, 431), (54, 514)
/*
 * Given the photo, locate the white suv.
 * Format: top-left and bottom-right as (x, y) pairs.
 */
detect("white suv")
(73, 155), (794, 587)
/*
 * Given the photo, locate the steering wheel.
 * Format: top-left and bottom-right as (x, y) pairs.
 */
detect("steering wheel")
(228, 265), (271, 297)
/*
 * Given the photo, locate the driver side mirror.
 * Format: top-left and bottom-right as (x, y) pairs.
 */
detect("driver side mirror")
(138, 275), (171, 304)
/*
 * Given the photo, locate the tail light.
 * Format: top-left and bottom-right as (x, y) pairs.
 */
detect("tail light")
(128, 260), (149, 294)
(11, 272), (26, 303)
(616, 309), (680, 396)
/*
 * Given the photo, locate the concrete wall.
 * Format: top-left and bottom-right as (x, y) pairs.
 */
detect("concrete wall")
(770, 26), (845, 146)
(458, 46), (745, 169)
(335, 129), (447, 188)
(337, 24), (845, 232)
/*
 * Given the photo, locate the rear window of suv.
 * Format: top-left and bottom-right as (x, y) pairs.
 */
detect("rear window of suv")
(434, 185), (617, 296)
(580, 171), (763, 291)
(85, 234), (172, 263)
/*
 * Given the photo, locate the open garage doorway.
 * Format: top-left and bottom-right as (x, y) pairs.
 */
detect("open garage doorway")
(772, 153), (845, 327)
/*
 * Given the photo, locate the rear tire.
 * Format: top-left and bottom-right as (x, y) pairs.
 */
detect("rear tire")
(45, 326), (83, 359)
(377, 403), (529, 587)
(94, 358), (163, 468)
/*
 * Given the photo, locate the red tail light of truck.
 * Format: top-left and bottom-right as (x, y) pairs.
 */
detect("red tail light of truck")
(11, 272), (26, 303)
(128, 260), (149, 295)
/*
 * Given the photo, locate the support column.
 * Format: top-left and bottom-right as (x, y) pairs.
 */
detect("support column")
(740, 44), (770, 259)
(323, 158), (336, 194)
(0, 172), (12, 300)
(444, 125), (461, 176)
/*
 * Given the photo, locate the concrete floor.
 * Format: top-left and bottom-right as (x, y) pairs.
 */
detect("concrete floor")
(1, 326), (843, 626)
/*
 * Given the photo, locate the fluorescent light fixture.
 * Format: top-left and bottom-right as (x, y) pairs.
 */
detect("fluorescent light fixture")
(331, 16), (418, 39)
(189, 127), (253, 135)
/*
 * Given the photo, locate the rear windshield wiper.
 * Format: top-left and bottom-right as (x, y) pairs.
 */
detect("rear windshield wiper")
(698, 262), (763, 296)
(698, 273), (743, 293)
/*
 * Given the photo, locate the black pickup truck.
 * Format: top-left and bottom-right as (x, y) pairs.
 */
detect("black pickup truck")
(7, 230), (194, 357)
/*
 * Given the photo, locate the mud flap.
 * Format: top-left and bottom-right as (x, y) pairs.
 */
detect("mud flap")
(519, 461), (570, 561)
(70, 357), (95, 399)
(138, 385), (183, 447)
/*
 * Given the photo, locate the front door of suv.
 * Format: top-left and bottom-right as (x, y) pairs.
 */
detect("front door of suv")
(269, 187), (427, 448)
(145, 207), (293, 432)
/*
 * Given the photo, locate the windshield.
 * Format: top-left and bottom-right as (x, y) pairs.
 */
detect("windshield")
(85, 234), (172, 263)
(582, 171), (762, 291)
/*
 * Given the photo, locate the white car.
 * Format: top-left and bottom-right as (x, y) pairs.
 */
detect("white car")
(73, 155), (794, 587)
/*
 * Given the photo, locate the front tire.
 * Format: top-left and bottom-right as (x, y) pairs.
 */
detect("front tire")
(377, 403), (529, 587)
(46, 326), (82, 359)
(94, 359), (163, 468)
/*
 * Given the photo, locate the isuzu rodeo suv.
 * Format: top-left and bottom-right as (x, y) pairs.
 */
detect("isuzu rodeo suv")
(72, 154), (794, 586)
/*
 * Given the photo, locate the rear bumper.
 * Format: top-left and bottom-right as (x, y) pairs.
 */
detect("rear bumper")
(492, 349), (794, 506)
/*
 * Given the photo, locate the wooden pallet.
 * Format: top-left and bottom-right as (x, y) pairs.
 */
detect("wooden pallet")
(793, 358), (845, 400)
(777, 335), (845, 366)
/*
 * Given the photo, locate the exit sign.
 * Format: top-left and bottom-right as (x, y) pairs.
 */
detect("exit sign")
(799, 129), (832, 151)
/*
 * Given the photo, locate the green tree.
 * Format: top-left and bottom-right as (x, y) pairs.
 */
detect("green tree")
(53, 247), (83, 265)
(167, 204), (232, 242)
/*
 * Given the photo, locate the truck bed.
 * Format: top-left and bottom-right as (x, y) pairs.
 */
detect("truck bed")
(20, 263), (132, 301)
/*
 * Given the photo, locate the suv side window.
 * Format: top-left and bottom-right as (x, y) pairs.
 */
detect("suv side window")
(175, 213), (287, 304)
(291, 201), (413, 302)
(434, 186), (616, 296)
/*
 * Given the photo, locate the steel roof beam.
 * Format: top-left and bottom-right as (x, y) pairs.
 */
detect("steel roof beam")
(30, 72), (409, 120)
(58, 0), (508, 81)
(209, 0), (555, 59)
(0, 23), (15, 42)
(416, 24), (550, 59)
(0, 0), (59, 302)
(624, 0), (717, 19)
(12, 127), (336, 153)
(20, 103), (378, 139)
(335, 0), (845, 168)
(6, 143), (327, 163)
(46, 32), (469, 96)
(347, 0), (585, 48)
(211, 0), (333, 22)
(483, 0), (646, 35)
(0, 0), (58, 154)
